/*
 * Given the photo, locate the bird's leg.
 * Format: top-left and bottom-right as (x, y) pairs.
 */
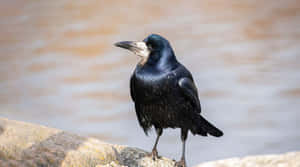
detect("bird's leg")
(150, 128), (162, 160)
(175, 128), (188, 167)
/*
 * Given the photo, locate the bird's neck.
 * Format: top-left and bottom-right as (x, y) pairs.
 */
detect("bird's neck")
(146, 49), (178, 71)
(157, 55), (178, 71)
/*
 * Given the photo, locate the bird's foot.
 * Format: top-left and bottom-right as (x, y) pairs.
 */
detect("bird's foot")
(148, 149), (159, 161)
(151, 149), (159, 160)
(175, 159), (186, 167)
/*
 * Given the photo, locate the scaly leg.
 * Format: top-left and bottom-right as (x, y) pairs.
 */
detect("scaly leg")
(150, 128), (162, 160)
(175, 128), (188, 167)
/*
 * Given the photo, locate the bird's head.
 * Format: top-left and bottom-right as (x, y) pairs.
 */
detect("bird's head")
(115, 34), (176, 67)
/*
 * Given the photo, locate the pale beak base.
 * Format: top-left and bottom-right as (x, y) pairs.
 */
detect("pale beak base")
(115, 41), (150, 60)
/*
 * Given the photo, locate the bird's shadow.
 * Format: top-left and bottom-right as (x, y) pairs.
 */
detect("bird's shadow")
(114, 147), (148, 167)
(114, 147), (175, 167)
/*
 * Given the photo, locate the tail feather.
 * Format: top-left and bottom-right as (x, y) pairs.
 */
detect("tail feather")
(192, 115), (223, 137)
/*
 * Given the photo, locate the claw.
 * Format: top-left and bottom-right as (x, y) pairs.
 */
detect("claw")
(175, 159), (186, 167)
(150, 149), (159, 160)
(147, 148), (160, 161)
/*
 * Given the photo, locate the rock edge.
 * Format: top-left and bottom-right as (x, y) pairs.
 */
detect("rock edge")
(0, 117), (299, 167)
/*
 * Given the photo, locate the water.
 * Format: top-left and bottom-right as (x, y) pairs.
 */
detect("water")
(1, 0), (300, 166)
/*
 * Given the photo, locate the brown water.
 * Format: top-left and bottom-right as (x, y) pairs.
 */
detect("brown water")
(1, 0), (300, 166)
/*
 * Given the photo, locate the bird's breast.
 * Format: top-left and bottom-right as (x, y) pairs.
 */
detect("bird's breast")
(133, 71), (178, 102)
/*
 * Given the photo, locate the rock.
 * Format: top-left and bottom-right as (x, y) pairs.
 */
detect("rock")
(0, 117), (299, 167)
(0, 117), (175, 167)
(196, 152), (300, 167)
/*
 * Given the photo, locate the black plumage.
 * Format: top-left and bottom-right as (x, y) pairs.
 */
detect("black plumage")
(115, 34), (223, 167)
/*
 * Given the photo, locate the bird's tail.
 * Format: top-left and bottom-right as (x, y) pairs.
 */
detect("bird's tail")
(192, 114), (223, 137)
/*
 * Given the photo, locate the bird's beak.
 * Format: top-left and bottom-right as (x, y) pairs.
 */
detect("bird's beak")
(114, 41), (150, 59)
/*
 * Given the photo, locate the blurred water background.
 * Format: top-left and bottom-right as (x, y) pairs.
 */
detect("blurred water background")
(0, 0), (300, 166)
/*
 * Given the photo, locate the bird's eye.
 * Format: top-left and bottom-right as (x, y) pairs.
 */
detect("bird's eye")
(147, 44), (153, 50)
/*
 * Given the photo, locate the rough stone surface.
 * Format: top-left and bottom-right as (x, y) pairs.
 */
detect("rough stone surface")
(0, 117), (175, 167)
(0, 117), (299, 167)
(196, 152), (300, 167)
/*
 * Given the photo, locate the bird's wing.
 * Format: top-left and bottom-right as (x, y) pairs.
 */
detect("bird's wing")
(130, 75), (151, 134)
(130, 75), (136, 102)
(178, 77), (201, 113)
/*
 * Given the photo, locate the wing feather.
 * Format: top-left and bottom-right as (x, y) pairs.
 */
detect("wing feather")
(178, 77), (201, 113)
(130, 75), (136, 101)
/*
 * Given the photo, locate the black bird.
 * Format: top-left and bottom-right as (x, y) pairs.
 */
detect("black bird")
(115, 34), (223, 167)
